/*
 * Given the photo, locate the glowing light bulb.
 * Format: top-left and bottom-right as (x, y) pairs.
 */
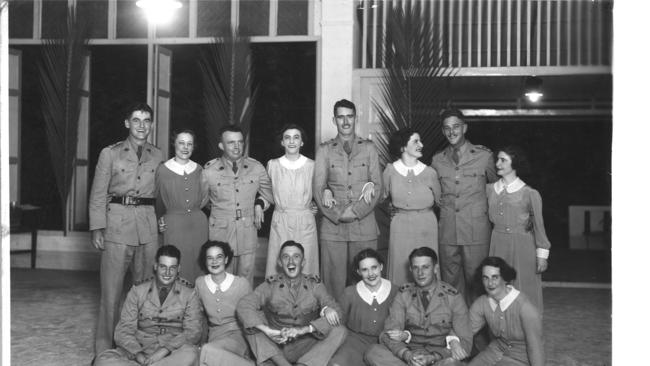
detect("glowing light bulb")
(525, 91), (543, 103)
(136, 0), (182, 25)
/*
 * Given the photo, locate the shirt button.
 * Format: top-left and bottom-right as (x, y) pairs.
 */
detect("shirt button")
(184, 177), (188, 180)
(455, 180), (459, 184)
(348, 172), (351, 175)
(373, 320), (377, 323)
(348, 185), (352, 189)
(185, 188), (189, 191)
(185, 199), (189, 203)
(187, 209), (191, 213)
(499, 212), (503, 215)
(456, 194), (460, 198)
(373, 308), (377, 311)
(236, 189), (239, 192)
(408, 180), (412, 183)
(455, 167), (459, 171)
(137, 176), (141, 180)
(236, 203), (240, 206)
(456, 209), (460, 212)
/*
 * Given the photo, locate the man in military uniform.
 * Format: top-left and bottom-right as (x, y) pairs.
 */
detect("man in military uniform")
(313, 99), (382, 300)
(201, 125), (273, 285)
(237, 240), (347, 366)
(94, 245), (202, 366)
(365, 247), (471, 366)
(89, 102), (165, 354)
(430, 108), (497, 304)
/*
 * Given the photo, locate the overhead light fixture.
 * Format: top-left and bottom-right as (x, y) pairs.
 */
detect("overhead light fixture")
(136, 0), (182, 25)
(524, 76), (543, 103)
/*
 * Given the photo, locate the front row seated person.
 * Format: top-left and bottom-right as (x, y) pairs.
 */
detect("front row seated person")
(237, 240), (347, 366)
(365, 247), (472, 366)
(463, 256), (545, 366)
(329, 248), (398, 365)
(94, 245), (202, 366)
(195, 241), (255, 366)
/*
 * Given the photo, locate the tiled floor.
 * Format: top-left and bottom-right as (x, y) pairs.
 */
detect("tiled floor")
(10, 268), (611, 366)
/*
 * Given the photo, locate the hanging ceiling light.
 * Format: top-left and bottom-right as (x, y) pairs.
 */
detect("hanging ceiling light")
(524, 76), (544, 103)
(136, 0), (182, 25)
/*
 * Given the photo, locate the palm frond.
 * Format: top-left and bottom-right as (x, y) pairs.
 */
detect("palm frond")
(38, 5), (89, 234)
(373, 4), (456, 166)
(199, 28), (258, 158)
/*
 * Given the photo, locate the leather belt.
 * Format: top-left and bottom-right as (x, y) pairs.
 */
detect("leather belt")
(110, 196), (155, 206)
(394, 207), (433, 214)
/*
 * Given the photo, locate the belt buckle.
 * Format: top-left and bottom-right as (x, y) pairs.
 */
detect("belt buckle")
(124, 196), (136, 205)
(159, 327), (167, 335)
(236, 209), (242, 220)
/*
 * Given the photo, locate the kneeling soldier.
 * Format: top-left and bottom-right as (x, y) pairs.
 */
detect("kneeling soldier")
(94, 245), (202, 366)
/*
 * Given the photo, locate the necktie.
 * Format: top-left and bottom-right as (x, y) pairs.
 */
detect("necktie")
(159, 286), (169, 305)
(421, 290), (430, 310)
(343, 141), (352, 155)
(137, 146), (143, 160)
(232, 161), (238, 175)
(452, 147), (460, 165)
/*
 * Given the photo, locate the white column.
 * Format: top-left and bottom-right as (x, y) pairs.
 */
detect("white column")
(317, 0), (355, 143)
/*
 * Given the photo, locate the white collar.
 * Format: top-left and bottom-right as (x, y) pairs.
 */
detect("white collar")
(204, 272), (235, 294)
(165, 158), (198, 175)
(488, 286), (520, 311)
(393, 159), (426, 177)
(279, 155), (307, 170)
(494, 177), (526, 194)
(356, 278), (392, 305)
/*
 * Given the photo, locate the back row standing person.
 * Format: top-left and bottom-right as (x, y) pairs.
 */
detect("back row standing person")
(313, 99), (383, 300)
(431, 108), (498, 305)
(89, 102), (164, 355)
(155, 129), (208, 283)
(265, 123), (319, 277)
(201, 125), (274, 285)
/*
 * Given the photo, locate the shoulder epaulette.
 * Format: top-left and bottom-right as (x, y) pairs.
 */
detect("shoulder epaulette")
(177, 277), (195, 289)
(134, 276), (154, 286)
(304, 274), (321, 283)
(399, 283), (416, 292)
(204, 158), (218, 168)
(472, 144), (492, 153)
(439, 281), (459, 295)
(108, 141), (124, 150)
(320, 138), (336, 147)
(245, 156), (262, 165)
(266, 274), (283, 283)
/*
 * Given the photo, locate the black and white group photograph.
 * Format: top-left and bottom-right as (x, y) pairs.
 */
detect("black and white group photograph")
(2, 0), (637, 365)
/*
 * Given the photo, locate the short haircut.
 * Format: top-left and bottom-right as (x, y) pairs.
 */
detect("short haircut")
(333, 99), (356, 116)
(279, 240), (304, 257)
(124, 102), (154, 121)
(156, 245), (181, 263)
(197, 241), (234, 273)
(171, 129), (197, 147)
(388, 128), (418, 160)
(278, 123), (307, 144)
(439, 108), (465, 124)
(497, 145), (531, 177)
(352, 248), (385, 270)
(218, 125), (244, 140)
(477, 256), (517, 283)
(408, 247), (438, 265)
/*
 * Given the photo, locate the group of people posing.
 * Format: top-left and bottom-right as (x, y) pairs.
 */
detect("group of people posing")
(88, 99), (551, 366)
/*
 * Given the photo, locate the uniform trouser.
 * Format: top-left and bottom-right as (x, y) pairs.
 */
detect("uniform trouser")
(364, 344), (463, 366)
(246, 326), (347, 366)
(320, 239), (377, 301)
(231, 252), (256, 285)
(95, 240), (159, 354)
(200, 331), (254, 366)
(438, 243), (489, 305)
(94, 344), (198, 366)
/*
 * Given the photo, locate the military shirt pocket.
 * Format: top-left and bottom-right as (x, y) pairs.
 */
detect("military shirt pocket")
(113, 161), (135, 175)
(405, 306), (422, 327)
(209, 217), (229, 229)
(429, 312), (452, 332)
(299, 296), (318, 315)
(352, 160), (369, 181)
(328, 157), (346, 182)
